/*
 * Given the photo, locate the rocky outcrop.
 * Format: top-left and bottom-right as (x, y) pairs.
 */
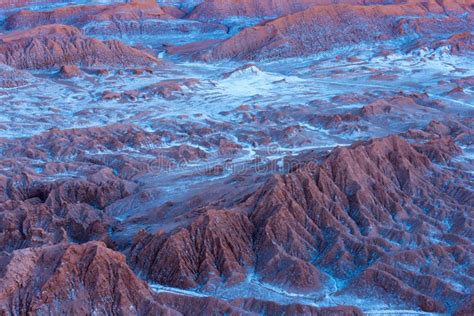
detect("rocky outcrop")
(58, 64), (81, 78)
(0, 123), (228, 253)
(5, 0), (173, 31)
(99, 77), (201, 101)
(0, 163), (135, 252)
(197, 4), (422, 60)
(3, 0), (226, 37)
(0, 124), (471, 313)
(433, 32), (474, 54)
(195, 2), (472, 60)
(129, 135), (473, 312)
(0, 1), (472, 313)
(130, 210), (255, 290)
(0, 241), (362, 315)
(0, 24), (160, 69)
(0, 241), (171, 315)
(0, 124), (161, 252)
(187, 0), (365, 20)
(0, 124), (162, 159)
(187, 0), (473, 20)
(245, 135), (471, 309)
(142, 78), (201, 99)
(346, 245), (472, 313)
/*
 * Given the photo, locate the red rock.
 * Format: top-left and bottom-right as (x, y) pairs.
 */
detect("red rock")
(0, 241), (363, 314)
(0, 126), (471, 313)
(130, 209), (255, 289)
(5, 1), (173, 31)
(447, 86), (466, 94)
(143, 78), (200, 99)
(58, 64), (81, 78)
(188, 0), (388, 20)
(193, 2), (471, 60)
(165, 39), (223, 59)
(358, 93), (443, 117)
(413, 136), (463, 163)
(0, 163), (135, 251)
(2, 240), (317, 315)
(345, 242), (474, 313)
(423, 32), (474, 54)
(360, 99), (396, 116)
(453, 75), (474, 87)
(248, 135), (470, 309)
(347, 56), (362, 62)
(208, 3), (428, 60)
(426, 120), (453, 136)
(156, 293), (363, 315)
(127, 133), (472, 311)
(158, 144), (208, 161)
(0, 24), (160, 69)
(0, 1), (472, 312)
(4, 0), (227, 39)
(1, 124), (162, 159)
(235, 299), (363, 315)
(0, 241), (174, 315)
(369, 73), (399, 81)
(123, 89), (141, 100)
(217, 137), (243, 155)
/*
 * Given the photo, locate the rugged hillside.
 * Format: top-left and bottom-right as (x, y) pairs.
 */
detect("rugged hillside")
(0, 0), (472, 314)
(0, 241), (171, 315)
(3, 127), (470, 313)
(194, 2), (473, 60)
(0, 24), (160, 69)
(0, 241), (363, 315)
(186, 0), (474, 20)
(5, 0), (174, 31)
(129, 135), (473, 313)
(187, 0), (369, 20)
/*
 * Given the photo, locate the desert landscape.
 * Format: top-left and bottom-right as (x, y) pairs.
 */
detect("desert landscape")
(0, 0), (472, 315)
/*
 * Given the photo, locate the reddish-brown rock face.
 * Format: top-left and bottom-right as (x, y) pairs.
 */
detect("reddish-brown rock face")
(187, 0), (473, 21)
(0, 241), (363, 315)
(0, 0), (472, 314)
(59, 64), (81, 78)
(193, 2), (472, 60)
(130, 210), (255, 289)
(0, 241), (171, 315)
(0, 126), (472, 314)
(0, 24), (160, 69)
(5, 1), (174, 31)
(433, 32), (474, 54)
(128, 135), (473, 312)
(188, 0), (368, 20)
(198, 4), (421, 60)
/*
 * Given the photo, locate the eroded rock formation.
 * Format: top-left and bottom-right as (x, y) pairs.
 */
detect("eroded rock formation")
(128, 135), (473, 312)
(193, 2), (472, 60)
(0, 0), (472, 314)
(0, 24), (160, 69)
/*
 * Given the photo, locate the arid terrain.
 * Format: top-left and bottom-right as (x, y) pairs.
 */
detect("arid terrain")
(0, 0), (473, 315)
